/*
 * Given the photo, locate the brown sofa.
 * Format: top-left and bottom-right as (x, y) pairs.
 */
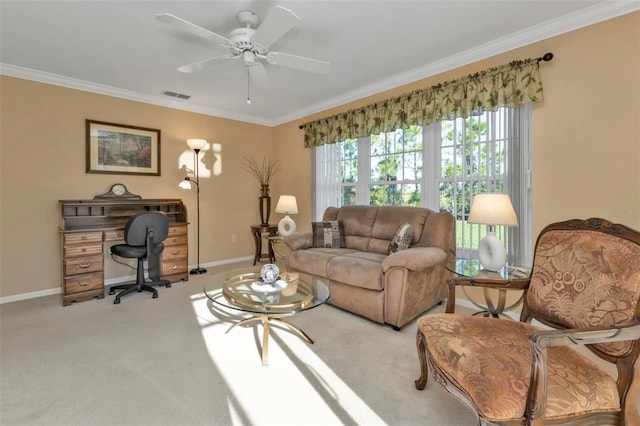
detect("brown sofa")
(283, 205), (455, 329)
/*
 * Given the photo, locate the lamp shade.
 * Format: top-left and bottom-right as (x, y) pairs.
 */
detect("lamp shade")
(178, 177), (192, 190)
(467, 193), (518, 227)
(275, 195), (298, 214)
(187, 138), (207, 150)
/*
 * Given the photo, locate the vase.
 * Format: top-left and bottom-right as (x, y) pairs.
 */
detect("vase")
(259, 185), (271, 225)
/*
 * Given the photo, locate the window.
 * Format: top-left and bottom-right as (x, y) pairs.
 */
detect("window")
(313, 106), (532, 265)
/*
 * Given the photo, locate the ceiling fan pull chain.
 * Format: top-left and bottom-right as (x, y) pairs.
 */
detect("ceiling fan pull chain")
(246, 69), (251, 105)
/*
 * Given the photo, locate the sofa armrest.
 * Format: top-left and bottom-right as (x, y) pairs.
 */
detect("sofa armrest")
(382, 247), (447, 272)
(283, 232), (313, 251)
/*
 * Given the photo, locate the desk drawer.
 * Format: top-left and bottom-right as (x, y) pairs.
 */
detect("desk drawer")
(163, 245), (187, 261)
(64, 255), (103, 276)
(64, 232), (103, 245)
(64, 244), (103, 258)
(162, 259), (188, 276)
(165, 235), (188, 246)
(64, 273), (103, 294)
(104, 230), (125, 242)
(168, 225), (187, 237)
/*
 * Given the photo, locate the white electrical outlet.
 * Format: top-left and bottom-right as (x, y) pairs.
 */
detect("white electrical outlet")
(231, 234), (237, 243)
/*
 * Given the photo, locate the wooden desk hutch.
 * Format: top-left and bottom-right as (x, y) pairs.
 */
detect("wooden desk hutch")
(59, 198), (189, 306)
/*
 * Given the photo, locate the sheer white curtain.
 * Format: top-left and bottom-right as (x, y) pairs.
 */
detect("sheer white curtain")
(312, 143), (342, 221)
(506, 103), (532, 266)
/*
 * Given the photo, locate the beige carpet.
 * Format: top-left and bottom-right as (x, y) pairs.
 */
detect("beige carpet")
(1, 260), (480, 426)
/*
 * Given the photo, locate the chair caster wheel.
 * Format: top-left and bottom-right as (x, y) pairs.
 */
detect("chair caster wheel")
(114, 298), (120, 304)
(108, 289), (115, 295)
(166, 283), (172, 288)
(153, 293), (158, 298)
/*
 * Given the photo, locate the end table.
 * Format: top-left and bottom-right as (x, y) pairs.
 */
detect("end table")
(265, 235), (286, 262)
(446, 258), (531, 318)
(250, 224), (278, 265)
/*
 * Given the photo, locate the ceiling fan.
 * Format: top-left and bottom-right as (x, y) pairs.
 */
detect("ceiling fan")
(156, 6), (331, 79)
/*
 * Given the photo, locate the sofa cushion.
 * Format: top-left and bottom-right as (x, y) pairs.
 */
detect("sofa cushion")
(288, 248), (354, 278)
(327, 251), (386, 290)
(389, 222), (413, 254)
(312, 221), (346, 248)
(326, 206), (378, 252)
(372, 206), (429, 244)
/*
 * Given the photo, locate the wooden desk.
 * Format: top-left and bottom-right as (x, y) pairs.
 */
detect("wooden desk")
(250, 224), (278, 265)
(59, 199), (189, 306)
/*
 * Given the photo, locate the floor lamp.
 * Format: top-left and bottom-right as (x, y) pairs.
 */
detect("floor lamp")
(179, 138), (207, 275)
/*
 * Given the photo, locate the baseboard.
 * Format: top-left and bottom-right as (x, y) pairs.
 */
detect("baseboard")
(0, 256), (255, 305)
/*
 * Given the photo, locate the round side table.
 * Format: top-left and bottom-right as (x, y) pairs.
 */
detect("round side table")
(250, 224), (278, 265)
(445, 258), (531, 317)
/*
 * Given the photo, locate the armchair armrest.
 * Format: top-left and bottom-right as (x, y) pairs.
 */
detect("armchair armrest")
(381, 247), (446, 272)
(531, 322), (640, 349)
(526, 322), (640, 424)
(283, 232), (312, 251)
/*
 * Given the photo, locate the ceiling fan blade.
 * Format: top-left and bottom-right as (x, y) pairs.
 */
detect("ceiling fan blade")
(177, 54), (238, 73)
(266, 51), (330, 74)
(252, 6), (298, 48)
(156, 13), (230, 45)
(248, 62), (268, 85)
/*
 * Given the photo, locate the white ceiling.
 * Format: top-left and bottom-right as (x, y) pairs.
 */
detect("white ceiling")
(1, 1), (638, 126)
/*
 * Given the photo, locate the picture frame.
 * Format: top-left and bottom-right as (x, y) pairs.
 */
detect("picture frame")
(86, 120), (161, 176)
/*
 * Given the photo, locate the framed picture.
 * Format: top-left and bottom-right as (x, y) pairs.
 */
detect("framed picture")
(86, 120), (161, 176)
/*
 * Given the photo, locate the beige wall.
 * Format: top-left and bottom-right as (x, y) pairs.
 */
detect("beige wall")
(0, 79), (274, 298)
(1, 12), (639, 300)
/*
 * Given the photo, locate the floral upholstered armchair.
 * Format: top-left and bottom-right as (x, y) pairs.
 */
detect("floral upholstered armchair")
(415, 218), (640, 425)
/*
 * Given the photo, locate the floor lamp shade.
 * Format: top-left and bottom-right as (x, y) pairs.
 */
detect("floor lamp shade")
(275, 195), (298, 236)
(187, 138), (207, 151)
(468, 193), (518, 271)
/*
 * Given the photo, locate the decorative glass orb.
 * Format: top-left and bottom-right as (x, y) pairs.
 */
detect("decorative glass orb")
(260, 264), (280, 284)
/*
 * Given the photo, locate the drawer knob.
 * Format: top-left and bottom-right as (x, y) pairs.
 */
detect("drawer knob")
(171, 250), (180, 255)
(78, 262), (92, 269)
(170, 265), (180, 270)
(78, 280), (90, 286)
(81, 236), (87, 240)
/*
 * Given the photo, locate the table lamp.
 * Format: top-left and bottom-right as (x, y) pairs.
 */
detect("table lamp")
(467, 193), (518, 271)
(275, 195), (298, 236)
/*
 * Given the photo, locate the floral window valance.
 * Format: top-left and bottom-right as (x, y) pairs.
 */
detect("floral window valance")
(302, 57), (546, 148)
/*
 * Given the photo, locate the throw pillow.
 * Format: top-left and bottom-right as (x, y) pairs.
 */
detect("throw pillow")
(388, 222), (413, 254)
(312, 221), (346, 248)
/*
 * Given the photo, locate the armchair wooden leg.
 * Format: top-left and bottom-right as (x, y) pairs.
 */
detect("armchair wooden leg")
(415, 329), (429, 390)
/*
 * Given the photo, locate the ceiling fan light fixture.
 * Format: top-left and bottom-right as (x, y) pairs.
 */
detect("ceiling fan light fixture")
(242, 50), (256, 66)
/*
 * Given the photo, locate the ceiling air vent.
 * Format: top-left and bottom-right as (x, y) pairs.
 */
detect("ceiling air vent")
(162, 90), (191, 100)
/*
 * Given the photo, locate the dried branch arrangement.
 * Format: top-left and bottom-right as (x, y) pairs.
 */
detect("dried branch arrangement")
(241, 157), (282, 186)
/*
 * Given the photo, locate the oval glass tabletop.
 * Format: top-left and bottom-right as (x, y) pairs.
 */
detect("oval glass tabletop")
(204, 268), (330, 315)
(447, 258), (531, 280)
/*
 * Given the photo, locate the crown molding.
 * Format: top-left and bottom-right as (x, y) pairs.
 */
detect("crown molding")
(0, 63), (274, 126)
(2, 1), (638, 127)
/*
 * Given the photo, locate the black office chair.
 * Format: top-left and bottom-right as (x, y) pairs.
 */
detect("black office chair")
(109, 211), (171, 304)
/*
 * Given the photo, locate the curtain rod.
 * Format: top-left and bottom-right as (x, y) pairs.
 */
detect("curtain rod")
(298, 52), (554, 130)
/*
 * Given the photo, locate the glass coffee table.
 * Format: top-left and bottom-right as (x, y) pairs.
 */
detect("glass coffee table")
(204, 268), (330, 366)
